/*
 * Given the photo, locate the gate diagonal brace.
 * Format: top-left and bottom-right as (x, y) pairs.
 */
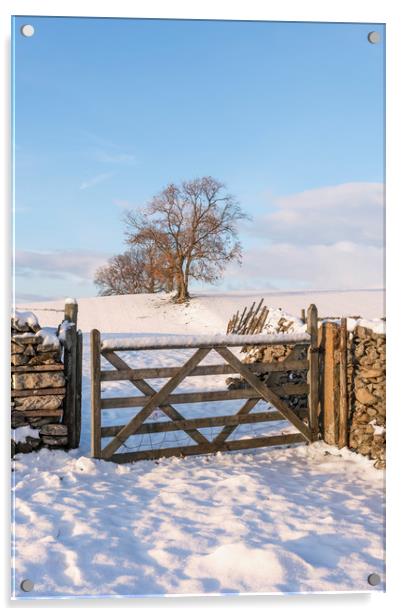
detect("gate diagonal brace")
(101, 349), (211, 447)
(214, 346), (312, 442)
(101, 347), (211, 458)
(212, 367), (282, 445)
(212, 398), (259, 445)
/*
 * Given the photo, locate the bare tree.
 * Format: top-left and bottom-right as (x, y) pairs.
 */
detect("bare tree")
(125, 176), (248, 302)
(94, 244), (174, 296)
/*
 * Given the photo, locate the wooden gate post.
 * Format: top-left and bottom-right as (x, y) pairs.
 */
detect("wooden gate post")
(91, 329), (102, 458)
(62, 299), (82, 449)
(307, 304), (319, 440)
(63, 325), (77, 447)
(338, 318), (348, 448)
(74, 330), (83, 448)
(64, 299), (78, 326)
(321, 321), (339, 445)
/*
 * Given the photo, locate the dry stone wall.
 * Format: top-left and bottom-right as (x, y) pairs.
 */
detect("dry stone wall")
(227, 313), (308, 417)
(347, 326), (386, 469)
(11, 311), (68, 455)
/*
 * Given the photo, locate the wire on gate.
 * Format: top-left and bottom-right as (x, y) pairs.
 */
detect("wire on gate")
(114, 426), (195, 454)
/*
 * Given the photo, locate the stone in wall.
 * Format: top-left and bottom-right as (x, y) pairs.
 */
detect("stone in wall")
(12, 371), (65, 390)
(11, 354), (30, 367)
(27, 352), (62, 366)
(39, 424), (68, 447)
(11, 411), (27, 429)
(13, 394), (64, 412)
(347, 326), (386, 469)
(12, 312), (41, 333)
(11, 341), (25, 353)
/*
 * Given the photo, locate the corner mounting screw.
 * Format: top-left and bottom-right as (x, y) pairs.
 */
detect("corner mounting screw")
(20, 579), (34, 592)
(21, 24), (35, 38)
(367, 573), (381, 586)
(367, 31), (380, 44)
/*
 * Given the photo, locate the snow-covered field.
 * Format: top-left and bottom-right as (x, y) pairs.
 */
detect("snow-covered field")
(17, 288), (384, 333)
(12, 289), (385, 598)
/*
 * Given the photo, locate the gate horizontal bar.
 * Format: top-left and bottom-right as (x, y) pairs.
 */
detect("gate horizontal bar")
(108, 432), (307, 463)
(100, 359), (309, 381)
(100, 408), (309, 437)
(100, 383), (309, 409)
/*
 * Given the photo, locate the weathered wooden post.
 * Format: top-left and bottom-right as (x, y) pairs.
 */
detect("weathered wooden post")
(321, 321), (339, 445)
(75, 330), (83, 448)
(63, 325), (77, 447)
(90, 329), (102, 458)
(338, 317), (348, 448)
(307, 304), (319, 440)
(62, 299), (82, 448)
(64, 299), (78, 326)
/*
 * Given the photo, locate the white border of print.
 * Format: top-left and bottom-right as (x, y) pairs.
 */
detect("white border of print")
(1, 1), (401, 614)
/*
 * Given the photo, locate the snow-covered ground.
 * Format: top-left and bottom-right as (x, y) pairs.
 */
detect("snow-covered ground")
(12, 289), (385, 598)
(16, 288), (384, 333)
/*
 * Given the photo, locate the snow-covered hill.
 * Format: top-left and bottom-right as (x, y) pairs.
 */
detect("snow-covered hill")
(16, 288), (385, 333)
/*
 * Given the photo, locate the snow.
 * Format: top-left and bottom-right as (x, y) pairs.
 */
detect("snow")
(65, 297), (77, 305)
(36, 327), (60, 349)
(369, 420), (385, 436)
(12, 289), (385, 598)
(57, 320), (73, 344)
(16, 288), (384, 334)
(102, 332), (310, 351)
(12, 426), (40, 443)
(13, 310), (39, 331)
(12, 323), (60, 349)
(12, 442), (385, 598)
(347, 317), (386, 335)
(263, 307), (306, 335)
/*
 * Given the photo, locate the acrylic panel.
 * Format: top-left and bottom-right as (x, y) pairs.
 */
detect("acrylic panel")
(11, 16), (385, 599)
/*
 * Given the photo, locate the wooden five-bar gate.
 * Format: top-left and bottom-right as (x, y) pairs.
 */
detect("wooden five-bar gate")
(90, 305), (319, 463)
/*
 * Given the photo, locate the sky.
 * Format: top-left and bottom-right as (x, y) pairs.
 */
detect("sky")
(12, 16), (385, 302)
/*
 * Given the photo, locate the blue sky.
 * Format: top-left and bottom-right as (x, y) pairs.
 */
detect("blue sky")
(12, 17), (385, 301)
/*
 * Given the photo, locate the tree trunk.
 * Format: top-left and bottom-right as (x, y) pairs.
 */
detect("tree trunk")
(175, 267), (189, 302)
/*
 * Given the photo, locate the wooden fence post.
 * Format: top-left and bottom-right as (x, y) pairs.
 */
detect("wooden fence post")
(307, 304), (319, 440)
(338, 318), (348, 448)
(321, 321), (338, 445)
(64, 299), (78, 326)
(91, 329), (102, 458)
(63, 324), (77, 448)
(74, 330), (83, 448)
(62, 299), (82, 449)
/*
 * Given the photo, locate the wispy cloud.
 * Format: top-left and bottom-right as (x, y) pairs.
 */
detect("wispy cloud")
(15, 249), (110, 282)
(231, 182), (385, 291)
(93, 149), (136, 165)
(80, 130), (122, 150)
(225, 241), (384, 291)
(15, 292), (60, 303)
(79, 172), (114, 190)
(250, 182), (384, 247)
(80, 131), (137, 166)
